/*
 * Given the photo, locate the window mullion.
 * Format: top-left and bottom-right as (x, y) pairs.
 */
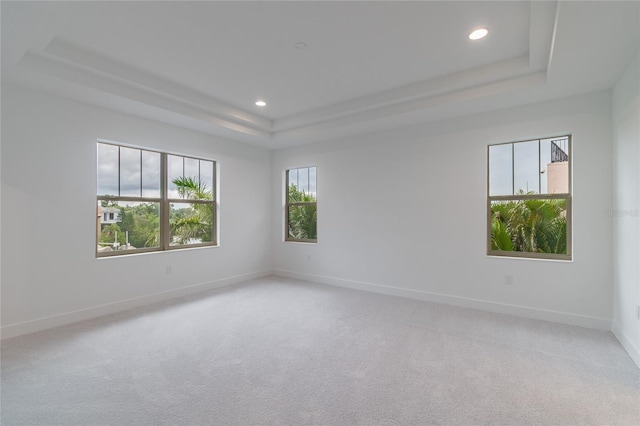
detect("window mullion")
(538, 139), (542, 196)
(511, 143), (514, 195)
(118, 146), (121, 196)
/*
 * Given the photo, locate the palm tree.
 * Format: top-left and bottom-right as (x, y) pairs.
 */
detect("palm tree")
(491, 191), (567, 254)
(171, 177), (214, 244)
(173, 177), (212, 201)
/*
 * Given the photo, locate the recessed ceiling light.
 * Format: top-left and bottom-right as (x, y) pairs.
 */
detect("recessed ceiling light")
(469, 28), (488, 40)
(255, 100), (267, 107)
(295, 42), (307, 50)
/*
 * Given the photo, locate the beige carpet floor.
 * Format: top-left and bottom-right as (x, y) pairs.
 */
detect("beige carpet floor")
(2, 276), (639, 425)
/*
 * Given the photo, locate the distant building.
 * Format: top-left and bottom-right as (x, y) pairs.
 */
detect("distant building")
(97, 205), (122, 240)
(100, 207), (121, 225)
(547, 161), (568, 194)
(546, 140), (569, 194)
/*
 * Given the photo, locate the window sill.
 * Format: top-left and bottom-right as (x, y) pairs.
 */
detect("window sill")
(487, 251), (572, 262)
(96, 244), (219, 259)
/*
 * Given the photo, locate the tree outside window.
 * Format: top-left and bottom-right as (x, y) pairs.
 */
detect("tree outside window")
(286, 166), (317, 242)
(487, 136), (571, 260)
(96, 142), (216, 257)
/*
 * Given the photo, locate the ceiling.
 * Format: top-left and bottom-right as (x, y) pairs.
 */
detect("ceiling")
(2, 1), (639, 149)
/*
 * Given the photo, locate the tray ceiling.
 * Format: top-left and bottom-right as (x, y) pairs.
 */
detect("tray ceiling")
(2, 1), (638, 149)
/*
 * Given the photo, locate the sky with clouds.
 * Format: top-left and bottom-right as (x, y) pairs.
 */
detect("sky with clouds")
(97, 143), (214, 199)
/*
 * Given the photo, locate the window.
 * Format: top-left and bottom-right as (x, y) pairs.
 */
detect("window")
(286, 166), (317, 242)
(487, 136), (571, 260)
(97, 142), (216, 257)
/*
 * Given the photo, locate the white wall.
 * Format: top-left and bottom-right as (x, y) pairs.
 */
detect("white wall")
(1, 85), (272, 337)
(272, 91), (614, 329)
(1, 82), (626, 343)
(612, 54), (640, 367)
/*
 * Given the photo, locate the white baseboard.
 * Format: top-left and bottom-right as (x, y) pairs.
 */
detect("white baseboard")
(274, 269), (612, 331)
(1, 269), (273, 340)
(611, 321), (640, 369)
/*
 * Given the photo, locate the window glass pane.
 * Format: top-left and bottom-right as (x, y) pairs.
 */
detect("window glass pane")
(141, 150), (161, 198)
(288, 170), (317, 202)
(298, 167), (310, 193)
(171, 161), (213, 201)
(167, 155), (183, 198)
(489, 144), (513, 196)
(513, 140), (540, 194)
(180, 180), (213, 201)
(490, 198), (567, 254)
(120, 147), (141, 197)
(97, 201), (160, 253)
(288, 169), (298, 189)
(540, 137), (569, 194)
(309, 166), (317, 195)
(288, 204), (317, 240)
(184, 157), (199, 182)
(97, 143), (118, 196)
(200, 160), (214, 200)
(170, 202), (213, 245)
(288, 167), (316, 201)
(539, 139), (551, 194)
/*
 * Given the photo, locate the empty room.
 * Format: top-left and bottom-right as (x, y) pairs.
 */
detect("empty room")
(1, 1), (639, 425)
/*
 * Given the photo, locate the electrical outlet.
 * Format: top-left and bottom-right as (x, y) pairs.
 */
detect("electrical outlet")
(504, 274), (514, 285)
(636, 304), (640, 320)
(166, 265), (173, 275)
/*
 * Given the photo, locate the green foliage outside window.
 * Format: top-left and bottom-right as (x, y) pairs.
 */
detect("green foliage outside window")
(288, 184), (317, 241)
(490, 192), (567, 254)
(97, 177), (214, 250)
(97, 203), (160, 249)
(170, 177), (213, 245)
